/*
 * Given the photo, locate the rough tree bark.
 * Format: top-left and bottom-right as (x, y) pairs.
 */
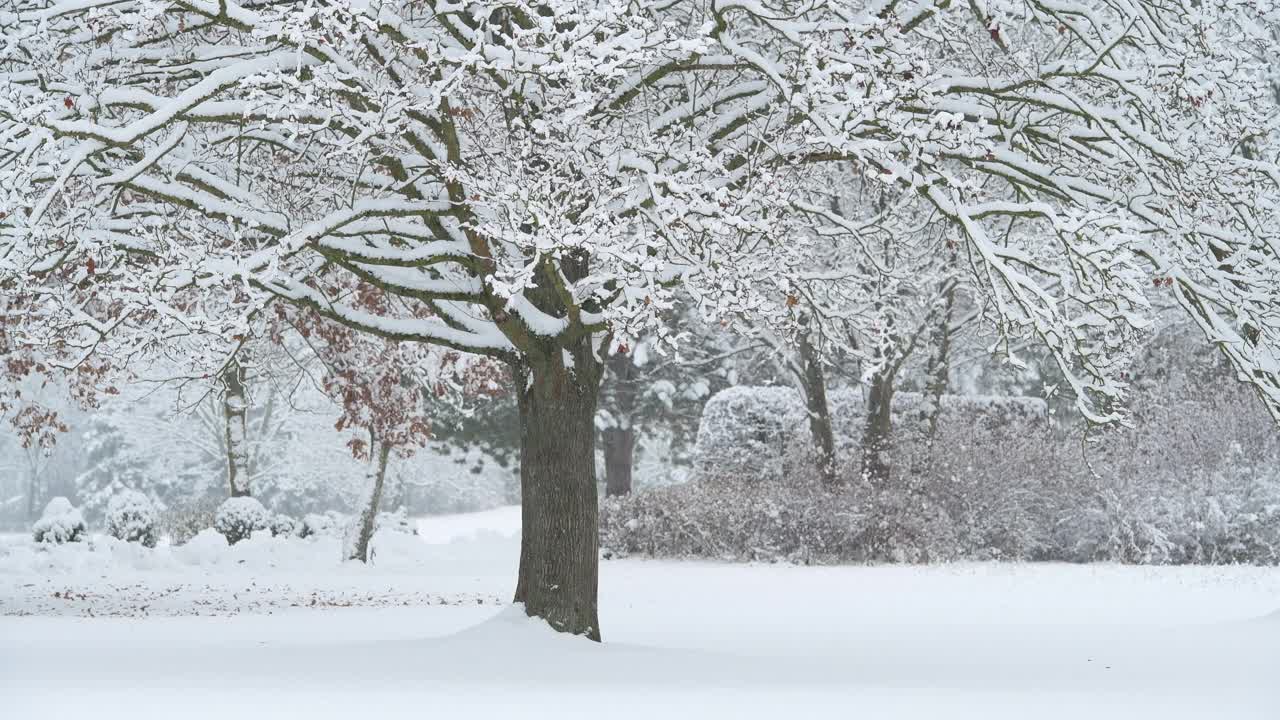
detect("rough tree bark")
(796, 330), (838, 486)
(602, 351), (639, 497)
(345, 436), (391, 564)
(513, 343), (603, 640)
(220, 359), (251, 497)
(860, 365), (895, 487)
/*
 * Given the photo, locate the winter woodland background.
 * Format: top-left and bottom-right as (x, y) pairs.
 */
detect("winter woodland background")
(6, 314), (1278, 565)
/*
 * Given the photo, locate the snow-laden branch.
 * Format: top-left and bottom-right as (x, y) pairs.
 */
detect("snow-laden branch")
(1, 0), (1277, 423)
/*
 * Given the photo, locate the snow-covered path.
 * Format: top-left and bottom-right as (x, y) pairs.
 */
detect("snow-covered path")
(2, 508), (1278, 719)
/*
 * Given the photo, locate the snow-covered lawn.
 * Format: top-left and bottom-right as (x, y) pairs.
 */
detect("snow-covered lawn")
(2, 508), (1277, 719)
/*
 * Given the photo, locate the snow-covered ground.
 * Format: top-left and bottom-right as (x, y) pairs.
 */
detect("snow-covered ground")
(2, 507), (1278, 719)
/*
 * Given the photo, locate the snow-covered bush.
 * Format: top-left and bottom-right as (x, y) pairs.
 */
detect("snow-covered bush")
(213, 497), (272, 545)
(31, 497), (87, 545)
(158, 498), (221, 546)
(269, 513), (300, 538)
(105, 490), (158, 548)
(693, 387), (804, 484)
(299, 511), (346, 539)
(601, 480), (873, 563)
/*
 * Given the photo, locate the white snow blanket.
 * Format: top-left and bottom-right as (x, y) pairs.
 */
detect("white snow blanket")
(1, 505), (1277, 719)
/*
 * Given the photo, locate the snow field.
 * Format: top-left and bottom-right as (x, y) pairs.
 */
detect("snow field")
(1, 507), (1277, 719)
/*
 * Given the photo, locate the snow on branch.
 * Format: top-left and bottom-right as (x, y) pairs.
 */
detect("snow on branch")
(0, 0), (1277, 422)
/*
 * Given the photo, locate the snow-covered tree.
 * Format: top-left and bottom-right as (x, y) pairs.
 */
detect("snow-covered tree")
(4, 0), (1280, 639)
(282, 301), (500, 562)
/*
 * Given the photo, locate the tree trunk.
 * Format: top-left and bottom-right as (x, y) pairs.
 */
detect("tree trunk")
(513, 352), (603, 641)
(860, 368), (894, 487)
(603, 426), (635, 496)
(922, 282), (956, 443)
(345, 437), (391, 563)
(797, 330), (838, 486)
(221, 359), (251, 497)
(602, 351), (639, 497)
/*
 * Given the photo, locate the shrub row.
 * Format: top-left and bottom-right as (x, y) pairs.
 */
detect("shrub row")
(32, 494), (418, 547)
(604, 385), (1280, 565)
